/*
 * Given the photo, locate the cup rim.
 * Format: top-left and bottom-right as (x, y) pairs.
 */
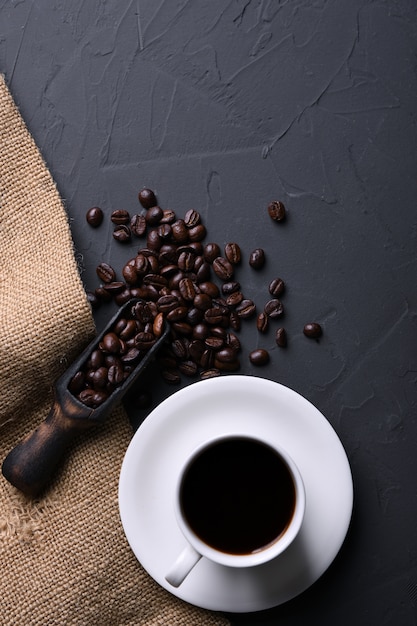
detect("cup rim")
(174, 433), (306, 568)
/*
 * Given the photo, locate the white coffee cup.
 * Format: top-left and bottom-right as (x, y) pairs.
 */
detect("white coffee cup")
(165, 434), (305, 587)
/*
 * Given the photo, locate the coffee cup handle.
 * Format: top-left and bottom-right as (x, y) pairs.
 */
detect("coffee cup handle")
(165, 544), (202, 587)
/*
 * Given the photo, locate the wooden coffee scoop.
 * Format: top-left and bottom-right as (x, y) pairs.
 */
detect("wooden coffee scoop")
(2, 299), (170, 498)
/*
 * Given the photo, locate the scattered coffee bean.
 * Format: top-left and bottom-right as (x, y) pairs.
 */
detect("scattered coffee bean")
(111, 209), (130, 225)
(269, 278), (285, 297)
(138, 188), (157, 209)
(264, 299), (284, 319)
(256, 312), (269, 333)
(96, 262), (116, 283)
(275, 327), (287, 347)
(249, 248), (265, 269)
(130, 214), (147, 237)
(213, 257), (234, 280)
(113, 225), (131, 243)
(86, 206), (104, 227)
(303, 322), (322, 338)
(249, 348), (270, 366)
(224, 242), (241, 265)
(268, 200), (286, 222)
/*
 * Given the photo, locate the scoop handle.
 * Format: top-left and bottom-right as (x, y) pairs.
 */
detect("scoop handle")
(2, 399), (95, 497)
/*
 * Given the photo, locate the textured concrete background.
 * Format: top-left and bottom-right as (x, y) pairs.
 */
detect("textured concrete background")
(1, 1), (417, 624)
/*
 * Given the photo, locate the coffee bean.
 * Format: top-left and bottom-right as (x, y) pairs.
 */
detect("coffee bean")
(236, 299), (256, 319)
(96, 262), (116, 283)
(213, 257), (234, 280)
(275, 327), (287, 347)
(188, 224), (206, 242)
(138, 188), (157, 209)
(303, 322), (322, 338)
(68, 371), (85, 394)
(226, 291), (243, 307)
(111, 209), (130, 225)
(178, 360), (198, 377)
(204, 243), (221, 263)
(221, 281), (240, 295)
(256, 312), (269, 333)
(145, 206), (164, 225)
(249, 348), (270, 365)
(184, 209), (201, 227)
(179, 277), (196, 301)
(108, 364), (124, 385)
(200, 368), (221, 380)
(86, 206), (103, 227)
(269, 278), (285, 297)
(160, 209), (176, 224)
(102, 332), (122, 354)
(249, 248), (265, 269)
(113, 225), (131, 243)
(130, 214), (147, 237)
(268, 200), (286, 222)
(264, 299), (284, 318)
(224, 243), (241, 265)
(171, 219), (189, 244)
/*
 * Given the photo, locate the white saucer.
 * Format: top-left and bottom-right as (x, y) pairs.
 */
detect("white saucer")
(118, 376), (353, 613)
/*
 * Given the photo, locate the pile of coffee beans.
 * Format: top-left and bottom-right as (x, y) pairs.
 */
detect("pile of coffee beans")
(69, 300), (165, 408)
(80, 188), (322, 403)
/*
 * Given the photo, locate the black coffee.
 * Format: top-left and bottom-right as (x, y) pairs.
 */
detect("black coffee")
(180, 437), (296, 555)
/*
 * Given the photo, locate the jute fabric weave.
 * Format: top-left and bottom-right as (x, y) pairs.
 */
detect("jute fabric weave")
(0, 74), (229, 626)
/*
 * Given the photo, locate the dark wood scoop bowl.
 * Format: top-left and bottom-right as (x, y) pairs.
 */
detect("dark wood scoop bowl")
(2, 299), (170, 498)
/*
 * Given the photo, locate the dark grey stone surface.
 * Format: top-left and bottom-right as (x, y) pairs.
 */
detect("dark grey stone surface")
(1, 1), (417, 624)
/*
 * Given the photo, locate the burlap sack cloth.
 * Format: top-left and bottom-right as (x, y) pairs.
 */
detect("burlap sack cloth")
(0, 75), (230, 626)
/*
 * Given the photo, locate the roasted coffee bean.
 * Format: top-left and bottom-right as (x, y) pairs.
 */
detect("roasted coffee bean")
(103, 281), (125, 294)
(193, 323), (210, 340)
(224, 243), (241, 265)
(119, 319), (138, 340)
(157, 223), (172, 240)
(204, 308), (225, 325)
(160, 209), (176, 224)
(213, 358), (240, 372)
(249, 348), (270, 365)
(171, 338), (189, 360)
(264, 299), (284, 319)
(249, 248), (265, 269)
(161, 368), (181, 384)
(122, 263), (138, 285)
(134, 332), (156, 350)
(111, 209), (130, 225)
(229, 311), (241, 331)
(198, 281), (219, 298)
(108, 364), (124, 385)
(212, 257), (234, 281)
(215, 347), (237, 363)
(256, 312), (269, 333)
(200, 349), (214, 369)
(113, 225), (131, 243)
(94, 286), (112, 302)
(193, 293), (212, 311)
(178, 250), (195, 272)
(188, 224), (206, 242)
(195, 260), (211, 283)
(145, 205), (163, 226)
(171, 219), (189, 243)
(68, 371), (85, 395)
(275, 327), (287, 347)
(86, 206), (103, 227)
(78, 389), (108, 408)
(157, 294), (180, 313)
(167, 306), (188, 322)
(204, 243), (221, 263)
(171, 321), (193, 336)
(200, 368), (221, 380)
(184, 209), (201, 227)
(147, 228), (162, 251)
(226, 332), (241, 351)
(226, 291), (243, 307)
(236, 299), (256, 319)
(102, 332), (122, 354)
(130, 214), (147, 236)
(205, 336), (224, 350)
(178, 360), (198, 377)
(269, 277), (285, 297)
(121, 347), (141, 364)
(96, 262), (116, 283)
(179, 277), (196, 301)
(303, 322), (322, 338)
(221, 281), (240, 295)
(153, 312), (165, 337)
(143, 273), (167, 289)
(92, 367), (108, 389)
(89, 349), (105, 369)
(268, 200), (286, 222)
(138, 188), (157, 209)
